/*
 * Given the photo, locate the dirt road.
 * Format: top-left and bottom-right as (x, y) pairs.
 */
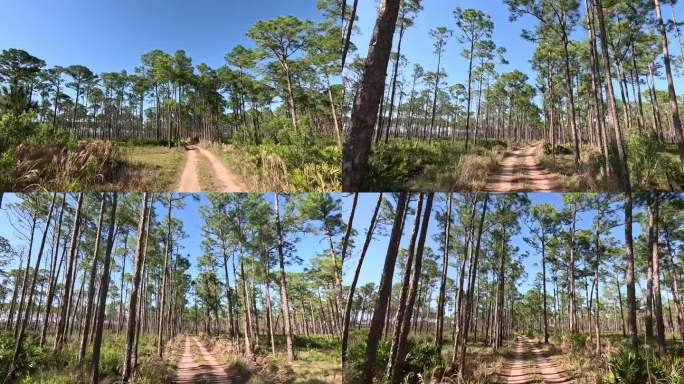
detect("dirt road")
(484, 143), (561, 192)
(173, 336), (234, 383)
(494, 336), (572, 384)
(176, 146), (246, 192)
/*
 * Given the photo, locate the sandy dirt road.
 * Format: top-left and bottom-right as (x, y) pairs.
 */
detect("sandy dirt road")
(494, 336), (572, 384)
(176, 146), (246, 192)
(483, 143), (561, 192)
(173, 336), (235, 383)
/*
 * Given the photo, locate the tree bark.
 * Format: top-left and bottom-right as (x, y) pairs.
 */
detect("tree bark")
(122, 193), (149, 383)
(90, 193), (118, 384)
(342, 0), (401, 191)
(361, 192), (408, 383)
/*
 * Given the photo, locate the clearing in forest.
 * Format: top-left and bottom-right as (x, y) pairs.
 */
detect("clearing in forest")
(494, 336), (572, 384)
(484, 143), (561, 192)
(177, 145), (246, 192)
(174, 336), (237, 384)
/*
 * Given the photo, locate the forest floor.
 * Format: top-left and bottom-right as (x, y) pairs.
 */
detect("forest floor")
(176, 145), (246, 192)
(484, 142), (562, 192)
(494, 336), (572, 384)
(174, 336), (240, 383)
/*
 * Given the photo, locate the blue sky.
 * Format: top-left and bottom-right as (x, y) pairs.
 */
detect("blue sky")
(341, 193), (645, 297)
(0, 192), (666, 304)
(0, 0), (325, 74)
(0, 193), (332, 285)
(351, 0), (684, 96)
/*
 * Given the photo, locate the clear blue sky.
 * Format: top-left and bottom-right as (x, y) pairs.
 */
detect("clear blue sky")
(351, 0), (684, 96)
(0, 193), (331, 291)
(0, 0), (325, 74)
(341, 193), (644, 297)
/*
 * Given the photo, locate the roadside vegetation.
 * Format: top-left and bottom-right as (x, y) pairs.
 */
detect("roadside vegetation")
(0, 0), (341, 192)
(342, 0), (684, 192)
(0, 192), (346, 383)
(341, 192), (684, 383)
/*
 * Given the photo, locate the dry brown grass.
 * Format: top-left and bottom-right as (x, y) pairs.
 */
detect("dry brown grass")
(203, 142), (291, 192)
(409, 146), (505, 192)
(14, 140), (123, 190)
(202, 335), (297, 384)
(537, 146), (622, 192)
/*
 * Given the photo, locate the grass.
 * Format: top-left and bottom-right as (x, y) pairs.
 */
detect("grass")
(345, 328), (506, 384)
(118, 145), (186, 191)
(363, 138), (507, 191)
(0, 330), (175, 384)
(198, 332), (340, 383)
(205, 139), (341, 192)
(196, 152), (218, 191)
(206, 143), (284, 192)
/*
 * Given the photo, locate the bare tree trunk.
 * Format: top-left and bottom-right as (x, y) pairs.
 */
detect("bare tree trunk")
(4, 194), (56, 384)
(649, 197), (666, 356)
(54, 192), (84, 352)
(79, 194), (107, 363)
(122, 193), (149, 383)
(40, 194), (66, 347)
(274, 193), (295, 362)
(361, 192), (408, 383)
(435, 193), (452, 351)
(389, 194), (434, 384)
(654, 0), (684, 165)
(343, 0), (401, 191)
(90, 193), (118, 384)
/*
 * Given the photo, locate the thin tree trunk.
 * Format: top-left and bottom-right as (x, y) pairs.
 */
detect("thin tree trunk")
(90, 193), (118, 384)
(122, 193), (149, 383)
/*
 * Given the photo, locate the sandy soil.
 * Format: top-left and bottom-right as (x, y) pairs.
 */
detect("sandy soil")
(483, 143), (561, 192)
(494, 336), (573, 384)
(176, 146), (245, 192)
(173, 336), (235, 383)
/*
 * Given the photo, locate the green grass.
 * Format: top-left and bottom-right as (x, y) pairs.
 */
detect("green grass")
(206, 140), (341, 192)
(196, 153), (218, 191)
(201, 332), (340, 383)
(0, 330), (175, 384)
(120, 146), (186, 191)
(363, 138), (506, 191)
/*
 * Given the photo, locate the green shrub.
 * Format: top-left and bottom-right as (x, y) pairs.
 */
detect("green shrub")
(0, 332), (47, 380)
(0, 111), (37, 151)
(344, 340), (392, 383)
(562, 332), (588, 351)
(603, 349), (647, 384)
(98, 339), (123, 376)
(365, 139), (464, 190)
(624, 129), (684, 189)
(0, 150), (16, 190)
(26, 123), (73, 148)
(602, 349), (684, 384)
(479, 139), (508, 150)
(131, 357), (174, 384)
(238, 141), (340, 191)
(544, 143), (574, 155)
(403, 342), (441, 377)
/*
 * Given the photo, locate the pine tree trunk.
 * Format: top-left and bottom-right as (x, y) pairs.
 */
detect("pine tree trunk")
(122, 193), (149, 383)
(361, 192), (408, 383)
(343, 0), (401, 191)
(90, 193), (118, 384)
(54, 192), (84, 352)
(79, 194), (106, 363)
(342, 193), (382, 365)
(274, 193), (295, 362)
